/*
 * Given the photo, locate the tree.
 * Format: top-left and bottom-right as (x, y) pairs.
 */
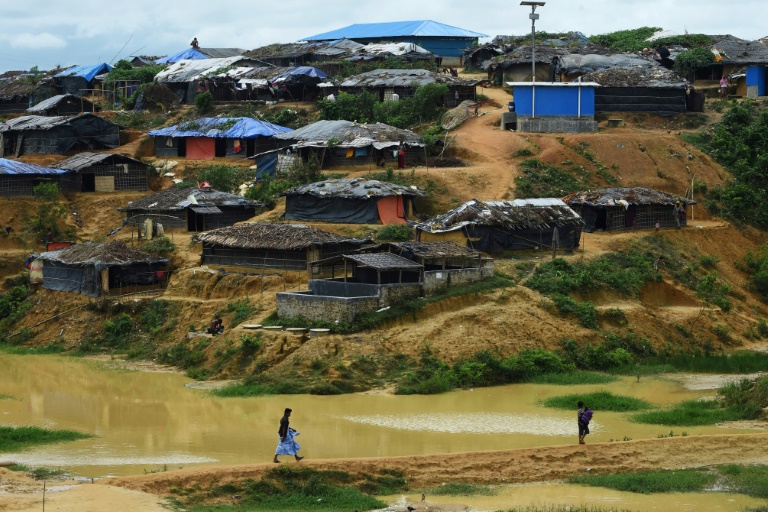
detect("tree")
(27, 183), (69, 241)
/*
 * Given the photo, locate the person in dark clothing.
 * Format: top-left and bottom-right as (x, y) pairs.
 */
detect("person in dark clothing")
(191, 37), (199, 49)
(577, 401), (587, 444)
(207, 315), (223, 335)
(273, 408), (303, 463)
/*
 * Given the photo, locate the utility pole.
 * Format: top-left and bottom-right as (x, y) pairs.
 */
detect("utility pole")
(520, 1), (545, 118)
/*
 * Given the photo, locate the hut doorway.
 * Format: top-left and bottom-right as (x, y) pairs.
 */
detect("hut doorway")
(625, 205), (637, 229)
(82, 173), (96, 192)
(594, 209), (607, 231)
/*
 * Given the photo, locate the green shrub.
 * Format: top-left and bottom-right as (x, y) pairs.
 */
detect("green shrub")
(184, 164), (256, 194)
(376, 224), (412, 241)
(102, 313), (135, 349)
(551, 295), (597, 329)
(141, 236), (175, 255)
(194, 91), (213, 114)
(719, 376), (768, 419)
(156, 341), (208, 369)
(225, 298), (255, 327)
(241, 334), (262, 354)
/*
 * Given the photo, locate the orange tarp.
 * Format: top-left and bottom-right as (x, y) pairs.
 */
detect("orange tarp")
(376, 195), (406, 225)
(186, 137), (215, 160)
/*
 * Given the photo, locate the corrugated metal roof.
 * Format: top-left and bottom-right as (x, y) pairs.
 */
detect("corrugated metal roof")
(563, 187), (695, 206)
(302, 20), (487, 41)
(345, 252), (423, 270)
(273, 119), (422, 149)
(0, 113), (114, 133)
(0, 114), (70, 132)
(283, 177), (423, 199)
(340, 68), (477, 88)
(148, 117), (291, 139)
(711, 36), (768, 64)
(154, 57), (260, 83)
(413, 198), (584, 233)
(0, 158), (69, 175)
(27, 94), (94, 113)
(55, 152), (145, 171)
(54, 63), (113, 82)
(119, 185), (264, 212)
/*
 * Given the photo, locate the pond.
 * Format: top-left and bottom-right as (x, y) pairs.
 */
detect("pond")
(0, 353), (762, 482)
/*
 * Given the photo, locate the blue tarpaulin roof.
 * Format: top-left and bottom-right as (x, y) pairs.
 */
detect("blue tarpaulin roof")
(302, 20), (487, 41)
(272, 66), (328, 81)
(148, 117), (293, 138)
(156, 48), (208, 64)
(54, 63), (113, 82)
(0, 158), (69, 175)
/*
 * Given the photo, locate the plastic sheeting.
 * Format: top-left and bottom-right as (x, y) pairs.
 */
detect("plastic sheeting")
(255, 152), (278, 180)
(302, 20), (487, 40)
(376, 195), (406, 225)
(149, 117), (291, 139)
(285, 195), (380, 224)
(465, 224), (582, 253)
(156, 48), (208, 64)
(186, 137), (215, 160)
(54, 63), (113, 82)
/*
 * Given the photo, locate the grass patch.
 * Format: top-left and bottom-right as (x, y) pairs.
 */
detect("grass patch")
(0, 426), (92, 451)
(541, 391), (653, 412)
(180, 466), (394, 511)
(0, 393), (15, 400)
(527, 371), (618, 385)
(427, 482), (497, 496)
(568, 464), (768, 499)
(644, 351), (768, 373)
(515, 158), (592, 198)
(567, 468), (716, 493)
(630, 399), (743, 426)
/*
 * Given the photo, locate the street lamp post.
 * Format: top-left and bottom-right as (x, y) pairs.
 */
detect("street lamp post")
(520, 1), (545, 118)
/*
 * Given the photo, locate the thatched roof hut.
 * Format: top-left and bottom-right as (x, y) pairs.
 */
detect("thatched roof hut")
(413, 198), (584, 253)
(35, 241), (169, 297)
(118, 184), (265, 232)
(193, 222), (369, 270)
(564, 187), (695, 232)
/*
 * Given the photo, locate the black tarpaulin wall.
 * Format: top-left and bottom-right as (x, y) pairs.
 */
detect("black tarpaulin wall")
(59, 76), (88, 96)
(284, 195), (380, 224)
(465, 224), (582, 253)
(595, 87), (686, 115)
(42, 261), (100, 297)
(17, 116), (119, 155)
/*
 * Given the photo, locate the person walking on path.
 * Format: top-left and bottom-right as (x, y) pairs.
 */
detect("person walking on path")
(578, 402), (593, 444)
(719, 75), (728, 98)
(273, 408), (303, 463)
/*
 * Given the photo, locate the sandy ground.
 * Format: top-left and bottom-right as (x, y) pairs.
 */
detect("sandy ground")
(3, 433), (768, 511)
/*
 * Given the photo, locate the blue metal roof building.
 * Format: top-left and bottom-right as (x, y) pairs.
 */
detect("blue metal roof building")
(302, 20), (487, 65)
(505, 82), (599, 133)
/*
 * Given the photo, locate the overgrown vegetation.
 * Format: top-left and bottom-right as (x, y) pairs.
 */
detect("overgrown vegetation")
(183, 164), (256, 194)
(376, 224), (412, 241)
(140, 236), (175, 255)
(195, 91), (214, 115)
(103, 59), (166, 108)
(515, 158), (593, 198)
(317, 83), (449, 129)
(590, 27), (713, 53)
(24, 182), (71, 243)
(0, 425), (92, 451)
(0, 276), (33, 342)
(683, 101), (768, 228)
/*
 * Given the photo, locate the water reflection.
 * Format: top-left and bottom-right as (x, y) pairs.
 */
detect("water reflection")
(340, 412), (596, 436)
(0, 354), (762, 479)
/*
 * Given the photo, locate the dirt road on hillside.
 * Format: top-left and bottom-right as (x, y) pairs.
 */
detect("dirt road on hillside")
(3, 433), (765, 511)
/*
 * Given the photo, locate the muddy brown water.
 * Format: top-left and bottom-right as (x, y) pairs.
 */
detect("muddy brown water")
(1, 354), (766, 511)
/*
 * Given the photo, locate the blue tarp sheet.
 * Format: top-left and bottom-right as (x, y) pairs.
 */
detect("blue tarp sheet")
(0, 158), (69, 175)
(54, 63), (113, 82)
(157, 48), (208, 64)
(302, 20), (487, 41)
(272, 66), (328, 80)
(149, 118), (292, 138)
(255, 152), (278, 180)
